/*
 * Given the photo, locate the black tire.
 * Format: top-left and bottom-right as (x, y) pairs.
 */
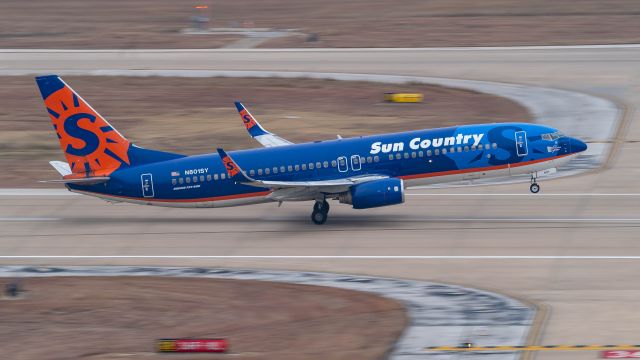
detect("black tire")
(530, 183), (540, 194)
(313, 200), (330, 213)
(311, 209), (328, 225)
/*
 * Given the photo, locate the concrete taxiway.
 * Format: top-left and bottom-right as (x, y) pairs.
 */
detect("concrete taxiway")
(1, 45), (639, 359)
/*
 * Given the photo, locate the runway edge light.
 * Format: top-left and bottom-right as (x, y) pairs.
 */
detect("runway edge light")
(157, 338), (228, 353)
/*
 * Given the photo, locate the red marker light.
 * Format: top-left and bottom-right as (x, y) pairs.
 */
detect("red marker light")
(157, 339), (228, 353)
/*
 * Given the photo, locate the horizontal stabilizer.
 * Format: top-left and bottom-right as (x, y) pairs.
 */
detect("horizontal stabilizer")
(40, 177), (110, 185)
(49, 161), (72, 176)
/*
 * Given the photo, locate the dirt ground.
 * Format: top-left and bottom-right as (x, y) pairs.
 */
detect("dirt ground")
(0, 277), (406, 360)
(0, 0), (638, 48)
(0, 76), (530, 186)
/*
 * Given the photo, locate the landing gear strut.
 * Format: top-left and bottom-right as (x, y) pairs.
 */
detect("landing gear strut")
(311, 200), (330, 225)
(530, 174), (540, 194)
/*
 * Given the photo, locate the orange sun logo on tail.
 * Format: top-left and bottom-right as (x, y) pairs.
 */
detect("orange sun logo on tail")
(44, 86), (130, 176)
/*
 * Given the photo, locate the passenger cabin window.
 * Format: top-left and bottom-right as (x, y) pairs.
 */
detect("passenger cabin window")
(265, 168), (270, 175)
(214, 174), (218, 180)
(323, 161), (329, 168)
(316, 162), (322, 169)
(288, 165), (293, 172)
(309, 163), (314, 170)
(280, 166), (285, 173)
(331, 160), (337, 167)
(250, 170), (255, 176)
(171, 179), (177, 185)
(221, 174), (226, 180)
(179, 178), (184, 184)
(302, 164), (307, 170)
(374, 156), (380, 162)
(258, 169), (263, 175)
(295, 165), (300, 171)
(200, 175), (205, 182)
(207, 174), (212, 181)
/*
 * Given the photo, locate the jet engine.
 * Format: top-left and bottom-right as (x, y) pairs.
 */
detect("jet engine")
(339, 178), (405, 209)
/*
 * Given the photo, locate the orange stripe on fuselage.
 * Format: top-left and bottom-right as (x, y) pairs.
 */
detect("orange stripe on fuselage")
(80, 190), (272, 203)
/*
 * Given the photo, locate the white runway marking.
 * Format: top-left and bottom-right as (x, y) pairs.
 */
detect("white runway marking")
(1, 44), (638, 52)
(407, 193), (640, 196)
(425, 218), (640, 222)
(0, 217), (59, 221)
(0, 189), (75, 196)
(2, 189), (639, 197)
(2, 255), (640, 259)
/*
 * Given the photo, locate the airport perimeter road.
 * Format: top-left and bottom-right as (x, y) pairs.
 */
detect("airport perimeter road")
(1, 46), (640, 357)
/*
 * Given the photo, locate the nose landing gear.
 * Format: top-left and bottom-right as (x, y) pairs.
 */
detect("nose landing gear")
(530, 174), (540, 194)
(530, 183), (540, 194)
(311, 200), (330, 225)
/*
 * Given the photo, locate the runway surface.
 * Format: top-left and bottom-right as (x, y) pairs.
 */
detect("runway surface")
(1, 45), (640, 359)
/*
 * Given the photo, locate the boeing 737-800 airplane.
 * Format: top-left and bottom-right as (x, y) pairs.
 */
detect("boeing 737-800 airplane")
(37, 75), (587, 224)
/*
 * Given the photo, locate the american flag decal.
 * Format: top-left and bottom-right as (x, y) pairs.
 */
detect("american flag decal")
(171, 171), (180, 176)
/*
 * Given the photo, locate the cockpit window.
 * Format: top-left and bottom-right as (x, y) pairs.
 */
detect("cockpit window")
(541, 132), (564, 141)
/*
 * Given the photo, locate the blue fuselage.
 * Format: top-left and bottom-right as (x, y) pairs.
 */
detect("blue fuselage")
(70, 122), (587, 207)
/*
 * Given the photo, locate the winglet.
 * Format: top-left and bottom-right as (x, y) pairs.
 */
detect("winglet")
(235, 101), (269, 137)
(216, 148), (255, 183)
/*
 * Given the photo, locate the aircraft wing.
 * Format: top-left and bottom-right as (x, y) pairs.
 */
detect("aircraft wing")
(216, 148), (386, 200)
(235, 102), (293, 147)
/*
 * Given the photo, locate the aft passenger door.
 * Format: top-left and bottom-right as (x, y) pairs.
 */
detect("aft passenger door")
(515, 131), (528, 156)
(141, 173), (155, 198)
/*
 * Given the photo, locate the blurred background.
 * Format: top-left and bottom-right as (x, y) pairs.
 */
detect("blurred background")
(1, 1), (639, 359)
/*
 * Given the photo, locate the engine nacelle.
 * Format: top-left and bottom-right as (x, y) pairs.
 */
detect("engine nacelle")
(339, 178), (405, 209)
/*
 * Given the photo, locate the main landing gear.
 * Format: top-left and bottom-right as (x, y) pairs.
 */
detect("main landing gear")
(530, 174), (540, 194)
(311, 200), (330, 225)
